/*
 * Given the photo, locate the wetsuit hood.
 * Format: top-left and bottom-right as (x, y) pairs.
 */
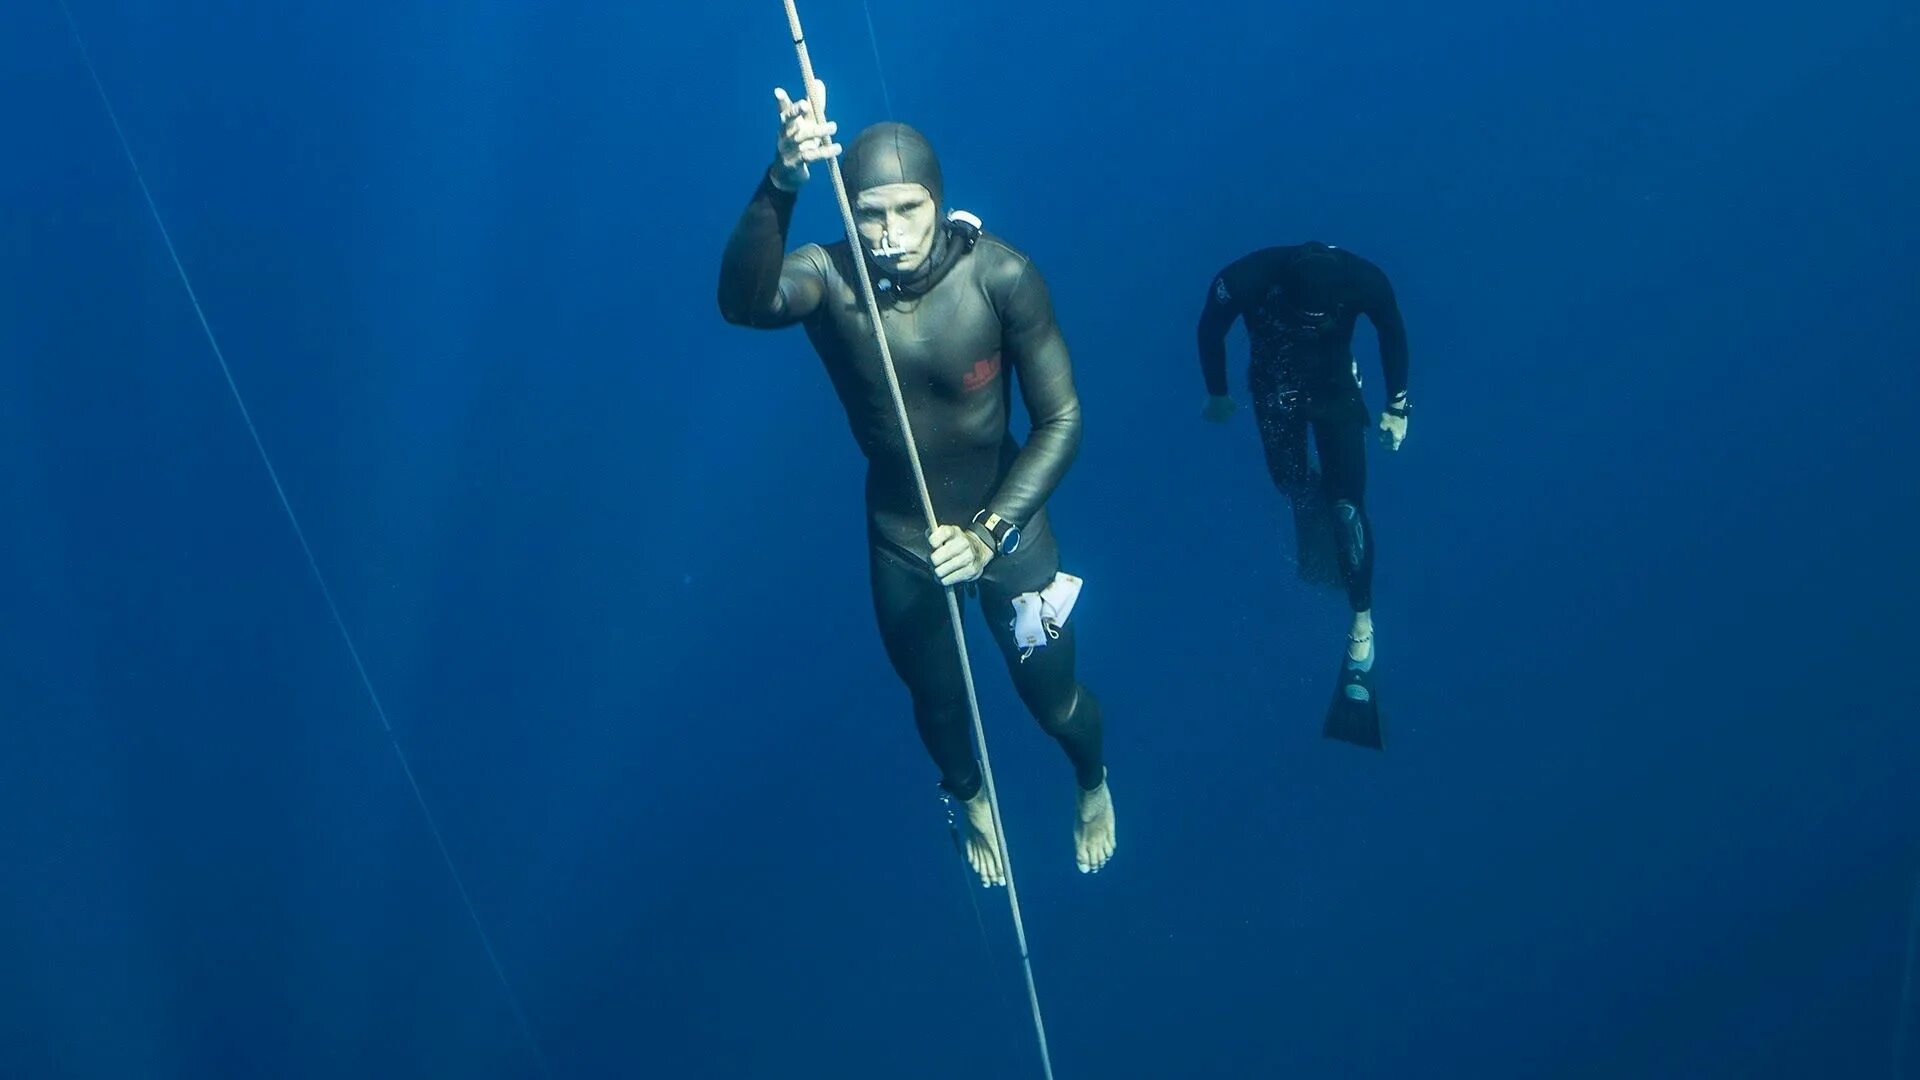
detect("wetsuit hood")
(843, 121), (944, 207)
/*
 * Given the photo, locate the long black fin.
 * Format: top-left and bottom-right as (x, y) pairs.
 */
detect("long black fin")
(1324, 656), (1386, 751)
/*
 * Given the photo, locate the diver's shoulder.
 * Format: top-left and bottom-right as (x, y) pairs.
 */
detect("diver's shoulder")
(795, 238), (851, 277)
(970, 231), (1043, 287)
(974, 230), (1028, 260)
(1321, 243), (1382, 273)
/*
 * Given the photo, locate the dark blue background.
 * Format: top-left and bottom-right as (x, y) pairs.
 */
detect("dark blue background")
(4, 0), (1916, 1076)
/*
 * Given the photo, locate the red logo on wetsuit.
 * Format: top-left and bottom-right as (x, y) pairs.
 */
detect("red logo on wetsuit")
(962, 353), (1001, 392)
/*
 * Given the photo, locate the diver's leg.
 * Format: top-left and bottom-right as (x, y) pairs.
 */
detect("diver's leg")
(869, 541), (1006, 885)
(1313, 407), (1385, 749)
(1313, 410), (1376, 652)
(1252, 376), (1314, 501)
(1253, 379), (1340, 586)
(980, 531), (1115, 874)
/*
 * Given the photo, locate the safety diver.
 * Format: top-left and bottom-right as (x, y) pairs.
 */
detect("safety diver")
(1194, 241), (1412, 749)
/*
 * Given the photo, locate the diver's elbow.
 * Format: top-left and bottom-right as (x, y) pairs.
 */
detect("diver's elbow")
(717, 300), (765, 328)
(718, 289), (785, 330)
(1045, 400), (1084, 460)
(717, 289), (750, 326)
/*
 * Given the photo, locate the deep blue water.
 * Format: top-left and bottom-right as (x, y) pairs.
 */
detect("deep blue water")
(4, 0), (1917, 1076)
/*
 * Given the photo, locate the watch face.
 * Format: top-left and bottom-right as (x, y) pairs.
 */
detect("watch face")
(1002, 527), (1021, 554)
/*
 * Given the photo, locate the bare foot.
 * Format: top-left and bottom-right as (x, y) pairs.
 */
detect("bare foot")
(1076, 774), (1116, 874)
(962, 791), (1007, 888)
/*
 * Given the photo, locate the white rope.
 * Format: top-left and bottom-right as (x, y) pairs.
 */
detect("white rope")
(55, 4), (551, 1075)
(779, 4), (1055, 1077)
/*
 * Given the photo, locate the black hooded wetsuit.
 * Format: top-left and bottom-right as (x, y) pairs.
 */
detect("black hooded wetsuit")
(1196, 242), (1409, 613)
(717, 146), (1104, 801)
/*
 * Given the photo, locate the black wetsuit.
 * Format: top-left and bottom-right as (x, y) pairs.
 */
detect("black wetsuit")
(718, 169), (1104, 800)
(1196, 242), (1409, 612)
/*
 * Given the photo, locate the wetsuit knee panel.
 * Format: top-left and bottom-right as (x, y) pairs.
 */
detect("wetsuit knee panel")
(1334, 499), (1368, 574)
(1039, 686), (1106, 791)
(1037, 684), (1098, 736)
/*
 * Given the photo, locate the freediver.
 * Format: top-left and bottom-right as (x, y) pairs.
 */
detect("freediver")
(717, 80), (1116, 881)
(1194, 241), (1411, 749)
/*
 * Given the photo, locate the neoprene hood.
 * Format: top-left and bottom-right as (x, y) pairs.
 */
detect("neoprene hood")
(843, 122), (944, 206)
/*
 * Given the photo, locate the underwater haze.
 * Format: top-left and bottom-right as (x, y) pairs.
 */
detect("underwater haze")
(4, 0), (1917, 1076)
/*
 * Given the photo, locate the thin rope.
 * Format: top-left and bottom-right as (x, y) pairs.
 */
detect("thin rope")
(860, 0), (1021, 1030)
(860, 0), (1013, 1037)
(860, 0), (895, 118)
(780, 4), (1055, 1077)
(55, 5), (552, 1075)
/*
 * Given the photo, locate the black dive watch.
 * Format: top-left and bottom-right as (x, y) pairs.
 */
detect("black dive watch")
(969, 509), (1021, 556)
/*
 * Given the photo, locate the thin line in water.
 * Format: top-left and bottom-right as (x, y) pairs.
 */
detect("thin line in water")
(55, 4), (553, 1075)
(862, 0), (895, 117)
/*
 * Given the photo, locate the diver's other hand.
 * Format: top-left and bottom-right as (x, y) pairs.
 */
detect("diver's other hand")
(1201, 395), (1239, 423)
(771, 80), (840, 190)
(1378, 394), (1409, 450)
(929, 524), (993, 586)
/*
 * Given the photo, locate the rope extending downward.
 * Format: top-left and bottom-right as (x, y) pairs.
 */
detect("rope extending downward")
(778, 4), (1056, 1078)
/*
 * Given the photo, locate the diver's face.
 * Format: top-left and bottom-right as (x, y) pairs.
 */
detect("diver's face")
(854, 183), (937, 274)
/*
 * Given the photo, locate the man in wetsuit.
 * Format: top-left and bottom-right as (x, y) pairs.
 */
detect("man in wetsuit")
(717, 79), (1115, 882)
(1195, 241), (1411, 749)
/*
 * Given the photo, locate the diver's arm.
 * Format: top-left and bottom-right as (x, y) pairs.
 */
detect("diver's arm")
(985, 259), (1082, 529)
(718, 83), (839, 328)
(716, 169), (826, 328)
(1358, 262), (1409, 402)
(1196, 262), (1247, 397)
